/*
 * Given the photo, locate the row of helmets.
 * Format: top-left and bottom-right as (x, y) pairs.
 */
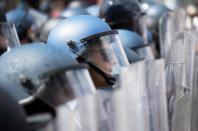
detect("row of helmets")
(1, 0), (198, 131)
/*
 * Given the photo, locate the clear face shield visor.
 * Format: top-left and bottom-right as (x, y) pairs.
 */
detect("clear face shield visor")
(130, 43), (155, 59)
(20, 65), (96, 107)
(67, 30), (129, 85)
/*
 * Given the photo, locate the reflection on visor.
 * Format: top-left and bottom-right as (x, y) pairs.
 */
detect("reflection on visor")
(68, 30), (128, 74)
(82, 38), (119, 75)
(21, 66), (96, 107)
(81, 31), (128, 75)
(131, 43), (154, 59)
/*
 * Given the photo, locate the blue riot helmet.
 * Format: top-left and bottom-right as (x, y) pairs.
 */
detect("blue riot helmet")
(47, 15), (129, 88)
(118, 29), (154, 59)
(100, 0), (148, 38)
(86, 5), (100, 17)
(100, 0), (140, 28)
(60, 7), (90, 18)
(0, 43), (95, 105)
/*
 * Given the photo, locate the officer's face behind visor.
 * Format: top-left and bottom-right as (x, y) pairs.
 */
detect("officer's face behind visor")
(67, 30), (129, 88)
(21, 65), (96, 107)
(79, 30), (129, 87)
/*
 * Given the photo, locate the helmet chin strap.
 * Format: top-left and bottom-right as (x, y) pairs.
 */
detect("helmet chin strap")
(87, 58), (118, 85)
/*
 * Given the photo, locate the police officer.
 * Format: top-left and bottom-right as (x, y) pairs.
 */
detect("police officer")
(0, 43), (95, 104)
(100, 0), (148, 41)
(0, 42), (98, 130)
(99, 0), (158, 58)
(47, 15), (131, 131)
(47, 15), (129, 89)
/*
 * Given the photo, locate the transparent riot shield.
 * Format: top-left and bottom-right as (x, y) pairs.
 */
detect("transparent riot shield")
(94, 87), (129, 131)
(145, 59), (169, 131)
(95, 90), (114, 131)
(74, 89), (129, 131)
(159, 9), (187, 58)
(120, 61), (150, 131)
(67, 86), (128, 131)
(190, 32), (198, 131)
(159, 12), (173, 58)
(20, 65), (98, 131)
(20, 66), (96, 107)
(0, 22), (20, 55)
(191, 53), (198, 131)
(119, 59), (169, 131)
(55, 105), (77, 131)
(72, 94), (98, 131)
(165, 30), (196, 131)
(108, 88), (128, 131)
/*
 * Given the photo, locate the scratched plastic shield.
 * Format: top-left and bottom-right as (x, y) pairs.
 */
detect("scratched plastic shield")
(119, 59), (169, 131)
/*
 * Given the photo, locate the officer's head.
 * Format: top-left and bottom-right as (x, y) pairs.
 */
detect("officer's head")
(100, 0), (145, 36)
(0, 43), (95, 105)
(47, 15), (129, 88)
